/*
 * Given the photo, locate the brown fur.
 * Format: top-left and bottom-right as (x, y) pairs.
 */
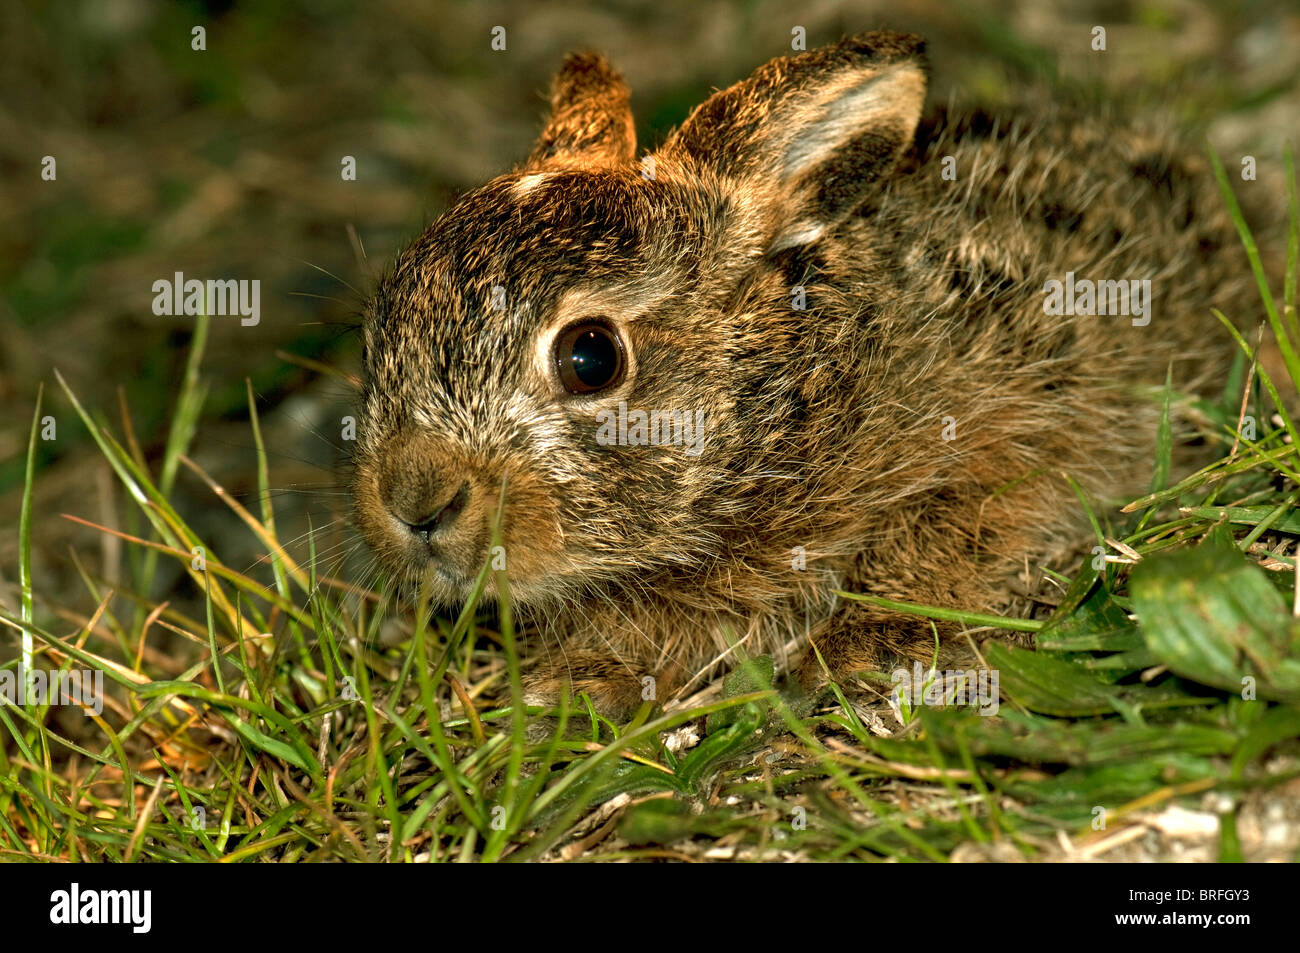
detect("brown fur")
(351, 33), (1249, 718)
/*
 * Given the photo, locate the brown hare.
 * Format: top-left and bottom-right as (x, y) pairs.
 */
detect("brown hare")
(351, 31), (1247, 717)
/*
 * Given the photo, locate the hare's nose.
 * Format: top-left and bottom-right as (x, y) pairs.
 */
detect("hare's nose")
(383, 479), (471, 540)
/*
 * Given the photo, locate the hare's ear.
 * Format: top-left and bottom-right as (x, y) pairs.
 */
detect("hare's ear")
(525, 52), (636, 170)
(664, 32), (927, 252)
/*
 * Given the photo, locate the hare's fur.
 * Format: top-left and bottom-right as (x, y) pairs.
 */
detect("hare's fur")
(352, 33), (1247, 716)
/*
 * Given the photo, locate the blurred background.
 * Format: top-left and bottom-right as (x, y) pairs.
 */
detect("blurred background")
(1, 0), (1297, 620)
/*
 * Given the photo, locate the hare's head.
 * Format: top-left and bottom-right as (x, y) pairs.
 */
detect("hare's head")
(353, 33), (928, 606)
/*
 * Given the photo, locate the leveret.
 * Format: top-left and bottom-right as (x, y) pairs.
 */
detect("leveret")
(352, 32), (1246, 716)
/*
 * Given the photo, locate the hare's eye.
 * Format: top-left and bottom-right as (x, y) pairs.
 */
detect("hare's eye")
(554, 321), (625, 395)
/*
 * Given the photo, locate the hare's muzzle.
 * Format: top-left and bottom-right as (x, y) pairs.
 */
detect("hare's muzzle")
(384, 479), (471, 542)
(351, 430), (492, 585)
(353, 427), (571, 604)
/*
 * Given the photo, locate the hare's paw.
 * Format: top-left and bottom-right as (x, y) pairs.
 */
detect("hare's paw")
(795, 603), (940, 691)
(523, 653), (661, 721)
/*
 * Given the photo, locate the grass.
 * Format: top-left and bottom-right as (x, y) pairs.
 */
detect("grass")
(2, 149), (1300, 863)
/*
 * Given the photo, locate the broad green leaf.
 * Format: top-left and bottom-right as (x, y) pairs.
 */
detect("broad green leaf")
(984, 643), (1123, 716)
(705, 655), (775, 734)
(921, 708), (1237, 767)
(1130, 540), (1300, 703)
(1037, 581), (1137, 654)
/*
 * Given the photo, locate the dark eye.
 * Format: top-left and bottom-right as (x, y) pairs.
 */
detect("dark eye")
(554, 321), (625, 394)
